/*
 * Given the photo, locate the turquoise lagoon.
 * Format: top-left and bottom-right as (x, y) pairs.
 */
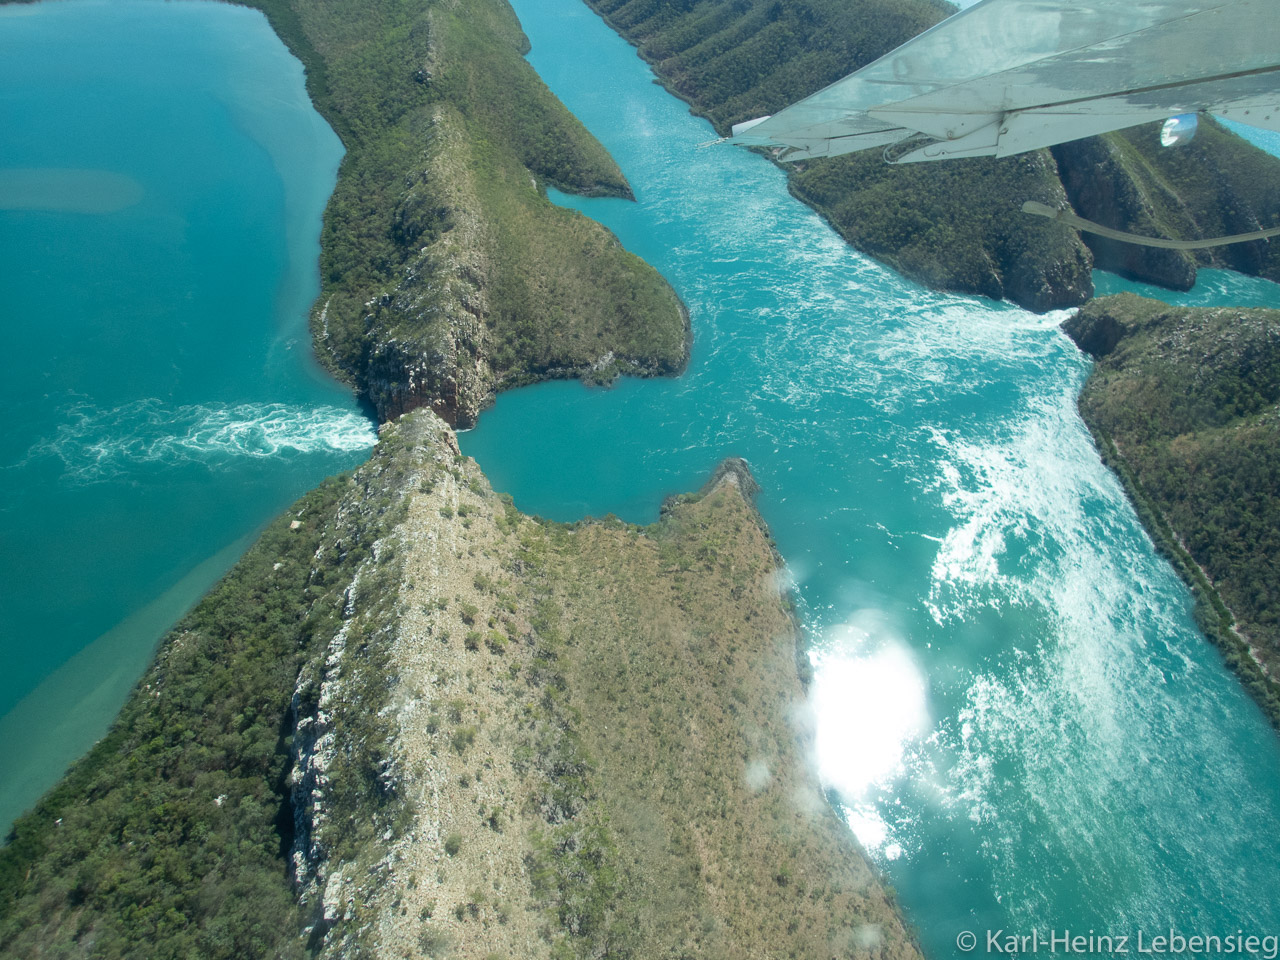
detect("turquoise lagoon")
(0, 0), (374, 832)
(460, 0), (1280, 956)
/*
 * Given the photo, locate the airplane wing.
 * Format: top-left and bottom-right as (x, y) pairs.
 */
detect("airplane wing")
(728, 0), (1280, 163)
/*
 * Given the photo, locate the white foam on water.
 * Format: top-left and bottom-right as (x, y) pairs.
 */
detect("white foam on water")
(27, 399), (377, 481)
(484, 1), (1280, 942)
(911, 360), (1280, 930)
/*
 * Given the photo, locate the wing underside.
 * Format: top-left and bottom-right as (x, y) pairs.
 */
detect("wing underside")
(729, 0), (1280, 163)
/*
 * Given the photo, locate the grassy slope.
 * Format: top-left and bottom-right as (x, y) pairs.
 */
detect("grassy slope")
(1063, 293), (1280, 728)
(245, 0), (687, 426)
(1, 413), (922, 960)
(542, 477), (919, 959)
(583, 0), (1094, 312)
(309, 414), (922, 959)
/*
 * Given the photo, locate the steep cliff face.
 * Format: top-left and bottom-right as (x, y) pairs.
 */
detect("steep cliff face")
(1063, 294), (1280, 728)
(1053, 121), (1280, 290)
(1051, 136), (1198, 290)
(352, 109), (495, 428)
(249, 0), (688, 427)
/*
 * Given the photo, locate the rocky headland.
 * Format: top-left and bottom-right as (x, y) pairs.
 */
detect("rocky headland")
(0, 412), (922, 960)
(246, 0), (688, 427)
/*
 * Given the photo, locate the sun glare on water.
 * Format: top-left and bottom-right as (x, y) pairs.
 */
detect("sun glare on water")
(810, 626), (930, 855)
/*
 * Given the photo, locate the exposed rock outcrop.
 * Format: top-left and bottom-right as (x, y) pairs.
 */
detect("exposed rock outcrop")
(1053, 136), (1199, 290)
(1054, 121), (1280, 290)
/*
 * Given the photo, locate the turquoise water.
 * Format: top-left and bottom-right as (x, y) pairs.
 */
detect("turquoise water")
(1218, 116), (1280, 163)
(1094, 266), (1280, 307)
(0, 0), (375, 832)
(461, 0), (1280, 955)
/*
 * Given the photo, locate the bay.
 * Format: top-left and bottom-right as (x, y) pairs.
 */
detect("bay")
(0, 0), (375, 833)
(459, 0), (1280, 955)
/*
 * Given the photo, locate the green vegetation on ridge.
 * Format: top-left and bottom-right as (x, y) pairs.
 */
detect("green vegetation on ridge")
(1064, 293), (1280, 729)
(244, 0), (687, 424)
(0, 412), (925, 959)
(0, 480), (350, 959)
(311, 419), (923, 959)
(0, 423), (422, 959)
(524, 477), (921, 958)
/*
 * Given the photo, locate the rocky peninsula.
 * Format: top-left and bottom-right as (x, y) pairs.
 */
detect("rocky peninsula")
(244, 0), (688, 427)
(0, 413), (921, 959)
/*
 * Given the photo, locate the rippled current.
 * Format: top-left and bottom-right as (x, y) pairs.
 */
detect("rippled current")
(460, 0), (1280, 954)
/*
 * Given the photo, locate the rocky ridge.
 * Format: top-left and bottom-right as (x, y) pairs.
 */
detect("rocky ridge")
(290, 411), (922, 959)
(248, 0), (688, 428)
